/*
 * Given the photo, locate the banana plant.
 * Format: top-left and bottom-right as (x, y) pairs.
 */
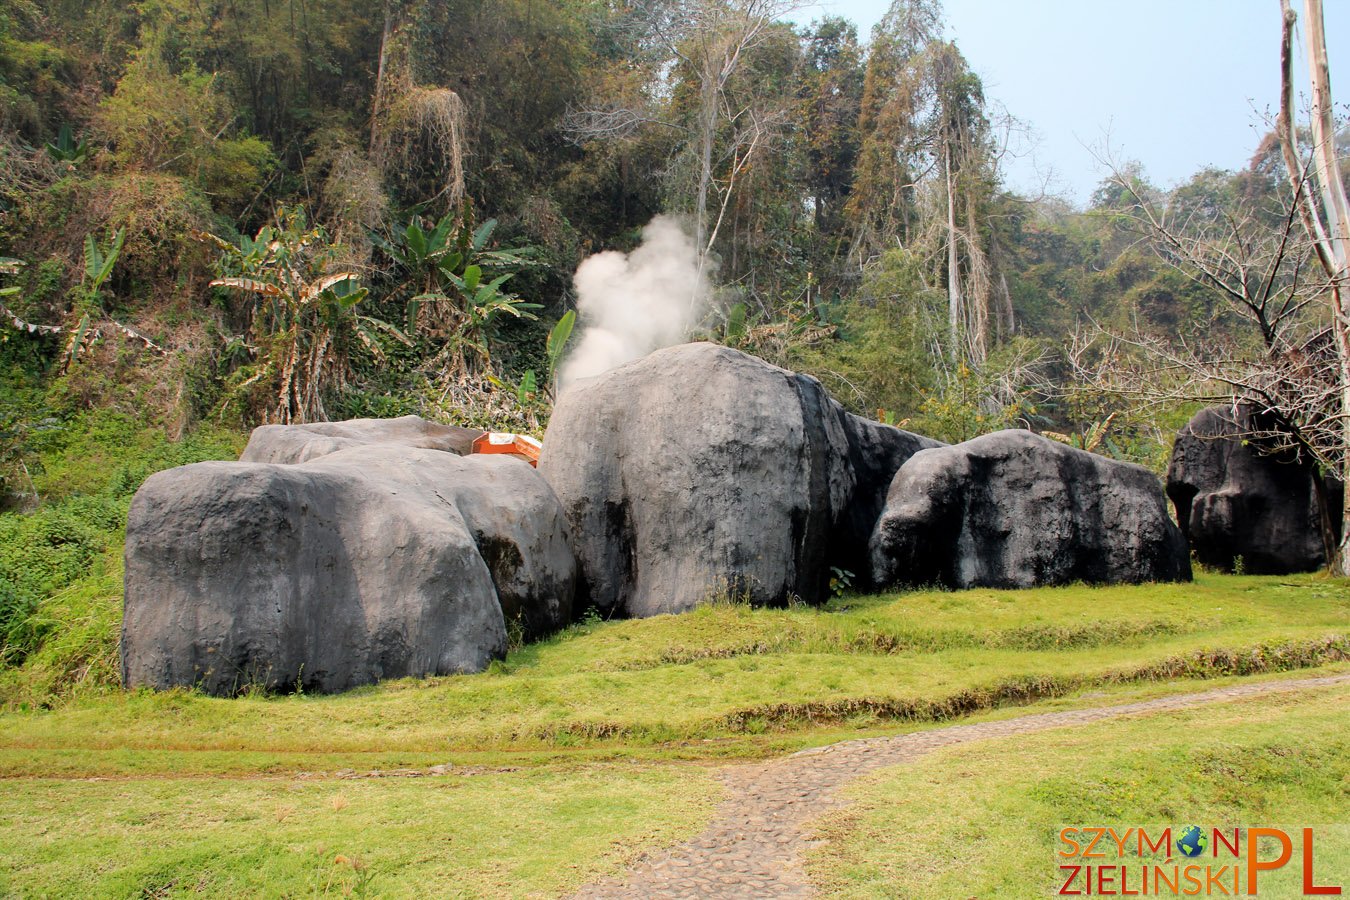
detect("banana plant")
(423, 263), (542, 364)
(208, 206), (407, 423)
(371, 213), (460, 299)
(372, 202), (537, 371)
(371, 206), (535, 300)
(83, 228), (124, 307)
(45, 124), (91, 166)
(517, 310), (577, 406)
(442, 265), (542, 326)
(546, 309), (575, 386)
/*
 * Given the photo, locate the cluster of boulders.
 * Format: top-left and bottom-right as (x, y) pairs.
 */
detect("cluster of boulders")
(538, 343), (945, 616)
(122, 418), (574, 694)
(537, 343), (1189, 613)
(122, 344), (1332, 696)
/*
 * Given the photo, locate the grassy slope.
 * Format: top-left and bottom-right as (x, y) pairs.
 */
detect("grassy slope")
(0, 575), (1345, 896)
(807, 681), (1350, 898)
(0, 410), (245, 706)
(1, 575), (1346, 773)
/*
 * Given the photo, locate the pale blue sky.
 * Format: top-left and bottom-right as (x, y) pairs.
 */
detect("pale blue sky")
(788, 0), (1350, 206)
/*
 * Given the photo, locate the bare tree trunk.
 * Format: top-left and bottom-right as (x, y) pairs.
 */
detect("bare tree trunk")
(963, 186), (993, 366)
(945, 146), (961, 358)
(1305, 1), (1350, 270)
(370, 1), (396, 154)
(1311, 470), (1341, 566)
(1297, 0), (1350, 574)
(695, 72), (718, 260)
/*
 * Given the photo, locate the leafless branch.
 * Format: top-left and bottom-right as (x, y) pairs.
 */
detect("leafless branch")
(560, 105), (685, 144)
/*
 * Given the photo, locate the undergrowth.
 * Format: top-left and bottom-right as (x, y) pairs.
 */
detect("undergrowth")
(0, 408), (242, 675)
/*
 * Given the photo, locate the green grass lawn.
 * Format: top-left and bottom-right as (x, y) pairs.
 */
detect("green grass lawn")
(807, 681), (1350, 899)
(0, 762), (723, 898)
(3, 574), (1345, 770)
(0, 573), (1345, 896)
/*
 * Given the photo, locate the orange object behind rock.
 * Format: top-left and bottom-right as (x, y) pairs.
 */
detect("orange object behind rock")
(470, 432), (542, 467)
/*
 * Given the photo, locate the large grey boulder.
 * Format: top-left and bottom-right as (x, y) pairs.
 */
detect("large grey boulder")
(538, 342), (936, 616)
(123, 445), (574, 695)
(241, 415), (481, 464)
(870, 430), (1191, 589)
(831, 409), (945, 587)
(1166, 405), (1338, 574)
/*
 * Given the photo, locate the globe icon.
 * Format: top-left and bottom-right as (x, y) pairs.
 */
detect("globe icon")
(1177, 825), (1208, 858)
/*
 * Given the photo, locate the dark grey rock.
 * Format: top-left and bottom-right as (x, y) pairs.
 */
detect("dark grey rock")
(1166, 405), (1338, 574)
(240, 415), (482, 464)
(539, 343), (847, 615)
(122, 446), (574, 695)
(831, 408), (945, 588)
(870, 430), (1191, 589)
(446, 455), (577, 640)
(538, 342), (937, 616)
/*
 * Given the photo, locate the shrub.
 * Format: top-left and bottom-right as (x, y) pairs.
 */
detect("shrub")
(99, 52), (275, 216)
(786, 248), (942, 421)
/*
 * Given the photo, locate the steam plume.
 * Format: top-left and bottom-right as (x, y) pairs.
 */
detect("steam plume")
(559, 215), (709, 388)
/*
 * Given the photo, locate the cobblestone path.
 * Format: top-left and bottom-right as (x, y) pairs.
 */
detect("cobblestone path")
(572, 673), (1350, 899)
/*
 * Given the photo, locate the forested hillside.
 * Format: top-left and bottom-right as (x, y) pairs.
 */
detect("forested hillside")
(1, 0), (1345, 698)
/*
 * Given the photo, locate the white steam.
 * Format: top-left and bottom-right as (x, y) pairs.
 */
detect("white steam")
(559, 215), (709, 388)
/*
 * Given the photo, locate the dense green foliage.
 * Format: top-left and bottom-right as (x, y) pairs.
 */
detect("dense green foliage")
(0, 408), (241, 680)
(0, 0), (1273, 434)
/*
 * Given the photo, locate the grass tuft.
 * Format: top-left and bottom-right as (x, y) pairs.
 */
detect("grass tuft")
(717, 635), (1348, 732)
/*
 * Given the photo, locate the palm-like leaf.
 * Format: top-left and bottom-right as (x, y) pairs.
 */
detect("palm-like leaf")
(83, 229), (124, 293)
(462, 265), (483, 293)
(547, 310), (576, 379)
(302, 273), (362, 303)
(83, 236), (103, 285)
(428, 215), (456, 254)
(471, 218), (497, 253)
(404, 221), (429, 262)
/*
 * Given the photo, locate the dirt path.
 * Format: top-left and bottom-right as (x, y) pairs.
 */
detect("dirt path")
(571, 673), (1350, 899)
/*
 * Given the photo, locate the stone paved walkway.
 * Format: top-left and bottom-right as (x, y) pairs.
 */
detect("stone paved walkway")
(571, 673), (1350, 899)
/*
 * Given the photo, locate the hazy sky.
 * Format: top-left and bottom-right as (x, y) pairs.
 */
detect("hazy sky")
(788, 0), (1350, 206)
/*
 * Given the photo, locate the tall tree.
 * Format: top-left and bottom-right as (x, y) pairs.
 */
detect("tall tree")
(1278, 0), (1350, 573)
(846, 0), (942, 258)
(848, 9), (1008, 368)
(568, 0), (802, 273)
(800, 16), (863, 235)
(928, 41), (992, 361)
(670, 0), (802, 265)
